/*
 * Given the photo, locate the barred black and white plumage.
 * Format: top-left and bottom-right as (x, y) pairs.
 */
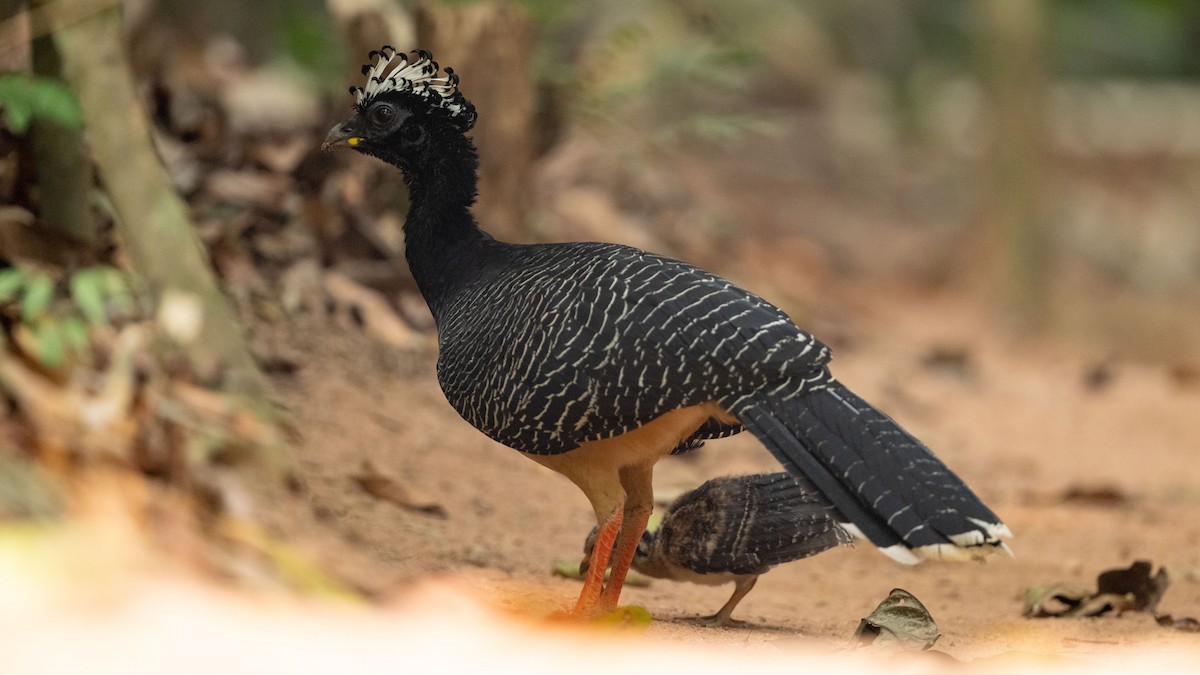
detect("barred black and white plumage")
(324, 47), (1011, 618)
(653, 472), (851, 575)
(731, 381), (1012, 562)
(432, 242), (811, 455)
(582, 472), (850, 625)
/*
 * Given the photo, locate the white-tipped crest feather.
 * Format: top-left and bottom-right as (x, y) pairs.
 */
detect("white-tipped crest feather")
(350, 46), (472, 121)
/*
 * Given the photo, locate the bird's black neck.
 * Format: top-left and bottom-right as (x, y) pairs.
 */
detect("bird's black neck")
(397, 132), (490, 313)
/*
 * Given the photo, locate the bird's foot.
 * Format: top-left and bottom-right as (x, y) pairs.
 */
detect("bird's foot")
(684, 614), (749, 629)
(546, 605), (652, 627)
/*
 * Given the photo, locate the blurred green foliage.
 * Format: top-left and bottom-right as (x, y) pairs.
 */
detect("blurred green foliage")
(279, 5), (347, 90)
(0, 266), (136, 369)
(0, 453), (62, 520)
(514, 0), (778, 146)
(0, 75), (82, 134)
(507, 0), (1195, 148)
(1050, 0), (1200, 78)
(158, 0), (345, 89)
(804, 0), (1200, 79)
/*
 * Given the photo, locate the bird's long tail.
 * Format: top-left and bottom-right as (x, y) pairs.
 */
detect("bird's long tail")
(728, 374), (1011, 564)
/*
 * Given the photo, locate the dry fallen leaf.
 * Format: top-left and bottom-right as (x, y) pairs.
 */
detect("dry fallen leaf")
(921, 344), (975, 380)
(1083, 362), (1116, 392)
(1059, 484), (1129, 506)
(323, 272), (419, 349)
(352, 461), (446, 518)
(1024, 583), (1095, 618)
(1074, 593), (1139, 617)
(1024, 560), (1191, 627)
(1168, 363), (1200, 389)
(204, 169), (291, 210)
(854, 588), (940, 651)
(1096, 560), (1169, 614)
(1156, 614), (1200, 633)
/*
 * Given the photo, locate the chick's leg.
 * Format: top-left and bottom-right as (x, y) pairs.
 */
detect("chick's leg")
(702, 575), (758, 627)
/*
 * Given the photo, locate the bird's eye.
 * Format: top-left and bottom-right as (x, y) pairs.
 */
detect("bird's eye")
(369, 104), (396, 127)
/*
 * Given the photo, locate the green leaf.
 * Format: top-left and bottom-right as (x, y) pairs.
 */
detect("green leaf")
(30, 321), (65, 368)
(20, 275), (54, 323)
(646, 511), (663, 533)
(2, 99), (32, 134)
(0, 74), (81, 133)
(69, 268), (108, 324)
(0, 76), (32, 132)
(59, 316), (90, 355)
(550, 560), (653, 587)
(0, 268), (26, 303)
(552, 559), (585, 580)
(28, 78), (81, 130)
(281, 8), (345, 84)
(593, 605), (653, 628)
(100, 268), (135, 316)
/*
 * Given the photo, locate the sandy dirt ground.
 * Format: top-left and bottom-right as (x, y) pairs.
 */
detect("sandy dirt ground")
(2, 258), (1197, 673)
(8, 102), (1195, 669)
(4, 26), (1198, 672)
(238, 278), (1200, 664)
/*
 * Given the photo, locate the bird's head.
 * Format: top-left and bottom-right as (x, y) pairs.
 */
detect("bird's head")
(323, 46), (476, 169)
(579, 526), (654, 575)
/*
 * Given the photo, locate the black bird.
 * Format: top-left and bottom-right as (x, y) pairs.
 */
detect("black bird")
(324, 47), (1011, 618)
(581, 472), (851, 626)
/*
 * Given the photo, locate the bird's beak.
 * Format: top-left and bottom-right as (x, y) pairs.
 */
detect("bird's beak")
(578, 557), (590, 575)
(322, 119), (363, 151)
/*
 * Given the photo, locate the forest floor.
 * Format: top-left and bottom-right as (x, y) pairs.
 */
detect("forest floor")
(4, 236), (1199, 675)
(4, 51), (1200, 671)
(234, 273), (1200, 666)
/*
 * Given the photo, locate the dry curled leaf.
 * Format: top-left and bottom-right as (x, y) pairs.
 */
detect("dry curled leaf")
(1023, 583), (1095, 618)
(1096, 560), (1169, 614)
(203, 169), (291, 210)
(1059, 484), (1128, 506)
(352, 461), (446, 518)
(854, 588), (940, 651)
(921, 344), (975, 380)
(323, 272), (418, 349)
(1024, 560), (1180, 623)
(1156, 614), (1200, 633)
(1074, 592), (1139, 617)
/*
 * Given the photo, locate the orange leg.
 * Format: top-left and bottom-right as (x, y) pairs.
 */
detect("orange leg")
(598, 465), (654, 611)
(572, 506), (623, 617)
(598, 501), (652, 611)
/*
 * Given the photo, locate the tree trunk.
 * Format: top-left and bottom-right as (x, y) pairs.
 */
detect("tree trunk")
(30, 0), (95, 250)
(51, 5), (277, 411)
(976, 0), (1052, 325)
(415, 1), (536, 242)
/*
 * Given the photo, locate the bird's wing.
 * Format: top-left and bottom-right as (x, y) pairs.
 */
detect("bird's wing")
(455, 242), (830, 453)
(658, 472), (849, 576)
(669, 417), (744, 454)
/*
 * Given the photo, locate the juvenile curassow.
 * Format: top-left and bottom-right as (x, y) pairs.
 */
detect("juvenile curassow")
(324, 47), (1011, 619)
(581, 472), (851, 626)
